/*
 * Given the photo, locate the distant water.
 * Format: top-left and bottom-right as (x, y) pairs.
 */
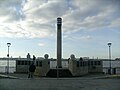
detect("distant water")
(50, 61), (68, 68)
(0, 60), (68, 73)
(0, 60), (16, 73)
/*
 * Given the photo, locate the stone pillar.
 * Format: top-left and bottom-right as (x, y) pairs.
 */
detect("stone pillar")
(57, 17), (62, 68)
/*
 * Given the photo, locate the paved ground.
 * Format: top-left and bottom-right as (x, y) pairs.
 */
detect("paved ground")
(0, 74), (120, 90)
(0, 78), (120, 90)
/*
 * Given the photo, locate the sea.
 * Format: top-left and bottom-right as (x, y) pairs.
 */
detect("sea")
(0, 60), (16, 73)
(0, 60), (68, 73)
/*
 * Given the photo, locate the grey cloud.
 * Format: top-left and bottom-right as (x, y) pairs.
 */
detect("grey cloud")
(0, 0), (24, 22)
(0, 0), (120, 38)
(109, 18), (120, 28)
(24, 0), (69, 20)
(0, 0), (22, 6)
(0, 25), (30, 38)
(63, 0), (120, 34)
(64, 34), (93, 41)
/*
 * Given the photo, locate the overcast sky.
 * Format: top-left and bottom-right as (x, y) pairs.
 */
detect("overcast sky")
(0, 0), (120, 59)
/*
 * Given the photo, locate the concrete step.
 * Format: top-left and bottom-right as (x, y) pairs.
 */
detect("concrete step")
(46, 69), (72, 77)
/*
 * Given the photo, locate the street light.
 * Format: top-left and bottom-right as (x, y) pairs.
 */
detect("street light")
(108, 42), (112, 74)
(7, 43), (11, 75)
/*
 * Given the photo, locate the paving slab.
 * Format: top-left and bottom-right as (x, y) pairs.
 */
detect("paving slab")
(0, 73), (120, 90)
(0, 78), (120, 90)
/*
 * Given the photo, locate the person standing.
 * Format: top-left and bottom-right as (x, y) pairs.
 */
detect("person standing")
(28, 62), (36, 78)
(28, 55), (36, 78)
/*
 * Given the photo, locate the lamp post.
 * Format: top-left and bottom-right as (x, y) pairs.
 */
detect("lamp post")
(108, 42), (112, 74)
(7, 43), (11, 76)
